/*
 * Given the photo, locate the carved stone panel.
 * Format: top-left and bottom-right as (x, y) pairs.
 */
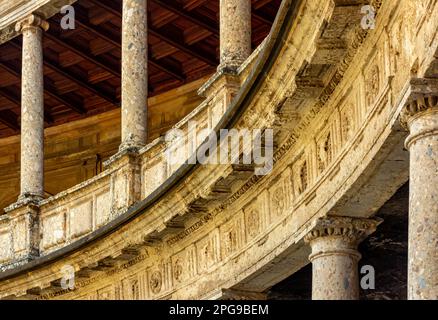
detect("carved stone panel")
(112, 172), (128, 212)
(97, 285), (115, 300)
(41, 211), (66, 251)
(12, 215), (28, 255)
(95, 190), (111, 227)
(220, 214), (245, 259)
(292, 151), (309, 198)
(142, 160), (167, 199)
(148, 270), (163, 296)
(339, 97), (358, 145)
(0, 226), (11, 263)
(243, 193), (269, 241)
(316, 126), (334, 174)
(122, 273), (141, 300)
(69, 200), (93, 239)
(172, 245), (197, 285)
(196, 229), (220, 274)
(148, 262), (171, 297)
(365, 63), (380, 108)
(269, 168), (293, 220)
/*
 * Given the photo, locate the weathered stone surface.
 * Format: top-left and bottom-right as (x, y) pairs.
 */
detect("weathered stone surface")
(120, 0), (148, 150)
(305, 217), (381, 300)
(15, 14), (48, 201)
(402, 93), (438, 300)
(219, 0), (251, 71)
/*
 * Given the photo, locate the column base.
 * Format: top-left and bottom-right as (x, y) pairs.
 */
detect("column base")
(118, 140), (146, 154)
(217, 62), (242, 75)
(16, 193), (44, 206)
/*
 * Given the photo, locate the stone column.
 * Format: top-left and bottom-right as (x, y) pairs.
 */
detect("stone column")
(219, 0), (252, 71)
(401, 93), (438, 300)
(304, 217), (380, 300)
(15, 14), (49, 202)
(121, 0), (148, 150)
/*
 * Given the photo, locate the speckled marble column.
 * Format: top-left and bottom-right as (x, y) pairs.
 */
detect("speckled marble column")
(15, 15), (49, 201)
(120, 0), (148, 151)
(219, 0), (251, 71)
(401, 95), (438, 300)
(305, 217), (380, 300)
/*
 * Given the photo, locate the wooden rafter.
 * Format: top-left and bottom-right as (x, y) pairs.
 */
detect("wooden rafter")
(0, 61), (87, 115)
(67, 12), (185, 82)
(150, 0), (219, 37)
(0, 108), (20, 131)
(0, 87), (54, 124)
(9, 40), (120, 107)
(89, 0), (218, 66)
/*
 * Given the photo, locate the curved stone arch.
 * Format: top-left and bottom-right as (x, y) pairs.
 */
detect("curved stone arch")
(0, 0), (437, 300)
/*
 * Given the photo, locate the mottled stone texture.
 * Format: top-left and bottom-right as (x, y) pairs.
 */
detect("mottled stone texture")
(403, 97), (438, 300)
(121, 0), (148, 150)
(305, 217), (380, 300)
(219, 0), (251, 71)
(15, 14), (48, 201)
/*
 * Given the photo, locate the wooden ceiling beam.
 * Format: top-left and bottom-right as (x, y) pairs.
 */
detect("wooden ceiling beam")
(0, 61), (87, 115)
(9, 40), (120, 107)
(45, 58), (120, 107)
(149, 27), (217, 66)
(70, 13), (185, 82)
(150, 0), (219, 37)
(88, 0), (120, 19)
(45, 31), (121, 78)
(252, 9), (274, 25)
(0, 109), (20, 131)
(0, 87), (54, 124)
(89, 0), (217, 66)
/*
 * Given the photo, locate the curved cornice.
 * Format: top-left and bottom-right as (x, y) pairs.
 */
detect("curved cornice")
(0, 0), (300, 282)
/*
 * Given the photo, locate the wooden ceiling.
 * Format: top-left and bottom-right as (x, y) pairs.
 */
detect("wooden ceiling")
(0, 0), (281, 138)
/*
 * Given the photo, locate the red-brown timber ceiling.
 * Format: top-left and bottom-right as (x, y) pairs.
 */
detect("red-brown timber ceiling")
(0, 0), (281, 138)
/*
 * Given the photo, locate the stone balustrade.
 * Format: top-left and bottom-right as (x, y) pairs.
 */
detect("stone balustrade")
(0, 33), (266, 269)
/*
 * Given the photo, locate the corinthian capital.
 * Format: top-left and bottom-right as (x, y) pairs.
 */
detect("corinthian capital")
(15, 14), (49, 33)
(401, 95), (438, 129)
(304, 216), (382, 246)
(400, 78), (438, 130)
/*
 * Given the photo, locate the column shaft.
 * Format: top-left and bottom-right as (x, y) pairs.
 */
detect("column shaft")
(310, 237), (361, 300)
(403, 96), (438, 299)
(220, 0), (252, 71)
(16, 15), (48, 200)
(121, 0), (148, 150)
(305, 217), (380, 300)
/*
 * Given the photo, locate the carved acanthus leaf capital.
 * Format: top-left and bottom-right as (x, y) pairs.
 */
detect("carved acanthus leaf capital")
(15, 14), (49, 33)
(399, 78), (438, 130)
(400, 95), (438, 130)
(304, 216), (382, 245)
